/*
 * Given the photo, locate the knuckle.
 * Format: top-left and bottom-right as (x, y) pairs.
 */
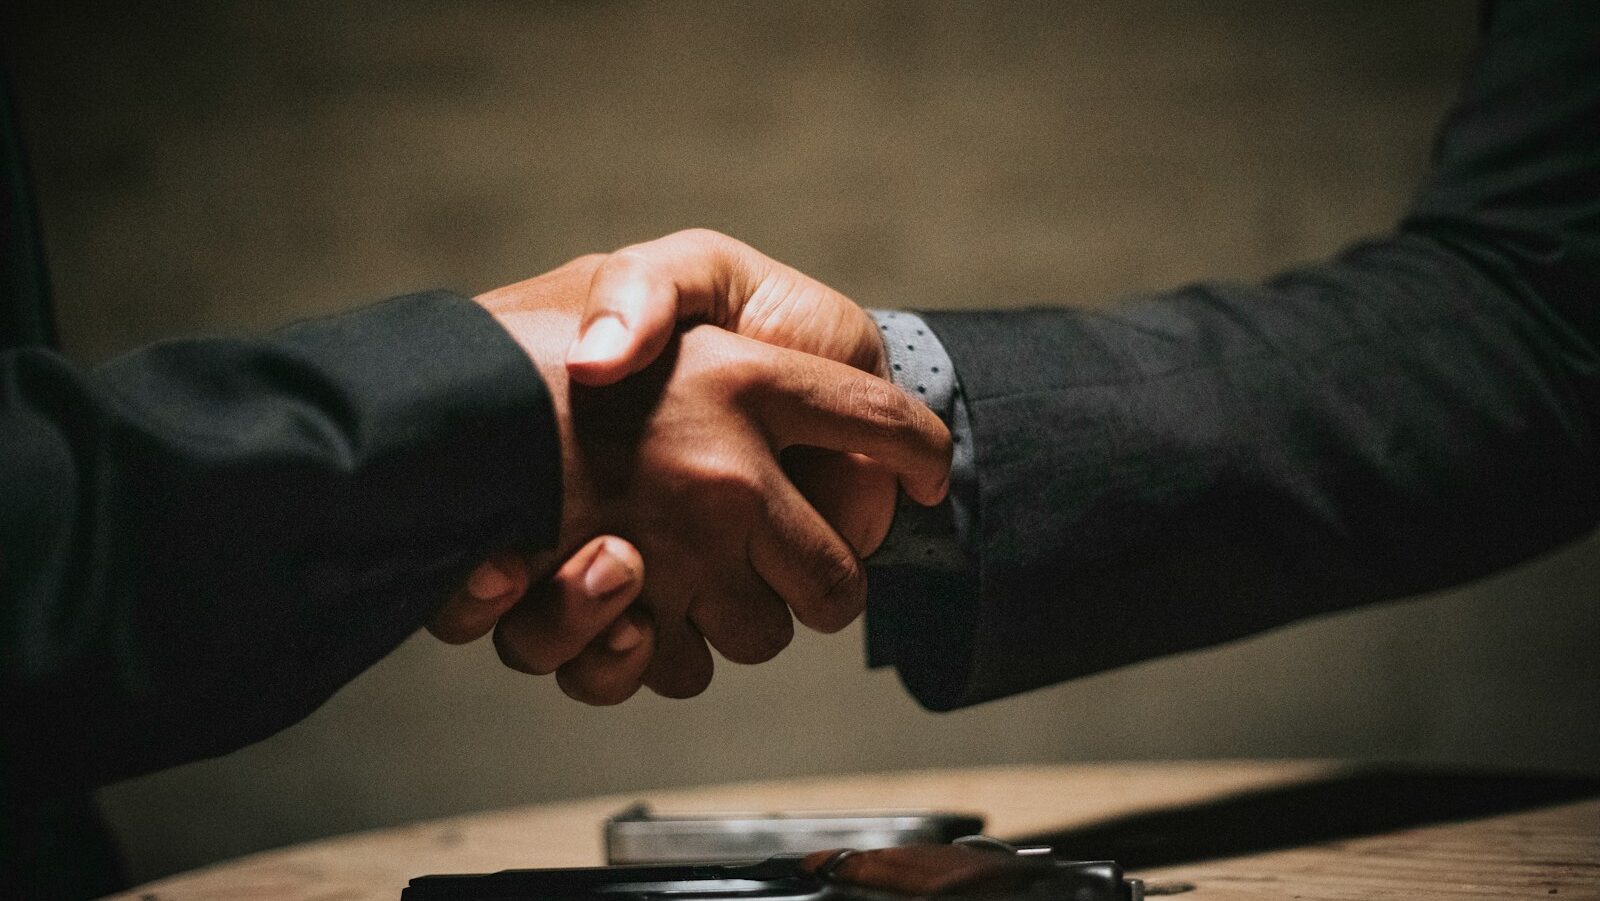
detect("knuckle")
(699, 330), (763, 378)
(672, 228), (758, 293)
(674, 226), (730, 248)
(492, 608), (585, 676)
(688, 452), (764, 512)
(811, 550), (867, 633)
(427, 605), (477, 645)
(852, 380), (912, 440)
(597, 248), (659, 290)
(557, 666), (640, 707)
(714, 611), (794, 665)
(915, 415), (952, 474)
(492, 628), (556, 676)
(648, 659), (713, 699)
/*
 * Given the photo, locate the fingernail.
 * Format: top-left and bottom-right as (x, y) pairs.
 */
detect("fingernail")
(607, 616), (644, 653)
(566, 315), (630, 366)
(584, 543), (634, 600)
(466, 563), (515, 600)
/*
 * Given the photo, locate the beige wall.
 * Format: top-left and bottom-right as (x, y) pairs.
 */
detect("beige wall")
(6, 0), (1596, 884)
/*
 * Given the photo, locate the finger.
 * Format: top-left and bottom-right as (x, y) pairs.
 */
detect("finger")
(691, 566), (794, 665)
(555, 606), (657, 706)
(751, 345), (952, 506)
(641, 608), (715, 699)
(748, 474), (867, 635)
(783, 448), (899, 557)
(492, 536), (644, 675)
(428, 550), (533, 644)
(566, 229), (764, 386)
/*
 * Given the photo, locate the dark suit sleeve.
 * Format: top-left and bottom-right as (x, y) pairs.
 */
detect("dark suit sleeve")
(868, 0), (1600, 710)
(0, 291), (561, 796)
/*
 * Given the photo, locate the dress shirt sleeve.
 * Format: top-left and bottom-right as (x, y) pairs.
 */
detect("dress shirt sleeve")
(1, 291), (561, 797)
(865, 309), (976, 570)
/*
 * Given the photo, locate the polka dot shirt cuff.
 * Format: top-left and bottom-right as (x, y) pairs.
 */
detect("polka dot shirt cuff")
(866, 309), (975, 571)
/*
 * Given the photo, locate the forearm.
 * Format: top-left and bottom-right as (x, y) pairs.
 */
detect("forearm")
(869, 0), (1600, 710)
(1, 291), (559, 794)
(910, 231), (1594, 708)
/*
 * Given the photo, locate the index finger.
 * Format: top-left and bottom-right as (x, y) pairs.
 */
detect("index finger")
(746, 342), (952, 506)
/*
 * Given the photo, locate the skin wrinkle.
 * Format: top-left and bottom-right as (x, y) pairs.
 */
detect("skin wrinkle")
(716, 233), (759, 328)
(747, 275), (840, 365)
(737, 261), (884, 377)
(739, 274), (791, 336)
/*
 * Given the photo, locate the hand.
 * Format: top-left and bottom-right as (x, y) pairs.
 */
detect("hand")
(565, 230), (901, 555)
(462, 255), (951, 701)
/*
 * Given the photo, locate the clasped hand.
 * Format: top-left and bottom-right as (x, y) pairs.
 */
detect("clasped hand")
(430, 233), (951, 703)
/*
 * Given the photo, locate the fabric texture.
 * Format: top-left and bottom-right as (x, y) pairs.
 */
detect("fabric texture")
(868, 0), (1600, 710)
(4, 62), (565, 897)
(1, 292), (561, 795)
(0, 83), (53, 352)
(1, 290), (563, 896)
(867, 309), (975, 571)
(5, 58), (565, 888)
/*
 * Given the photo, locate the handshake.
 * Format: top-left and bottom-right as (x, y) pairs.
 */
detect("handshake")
(428, 230), (953, 705)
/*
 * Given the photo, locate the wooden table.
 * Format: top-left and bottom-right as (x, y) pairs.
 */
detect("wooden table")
(110, 761), (1600, 900)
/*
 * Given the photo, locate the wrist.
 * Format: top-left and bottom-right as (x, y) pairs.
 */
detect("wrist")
(473, 292), (588, 552)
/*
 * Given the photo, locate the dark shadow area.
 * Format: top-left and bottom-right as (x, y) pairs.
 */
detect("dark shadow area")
(1009, 767), (1600, 870)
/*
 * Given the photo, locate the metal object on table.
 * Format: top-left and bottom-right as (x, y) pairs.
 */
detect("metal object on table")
(604, 803), (985, 864)
(401, 836), (1144, 900)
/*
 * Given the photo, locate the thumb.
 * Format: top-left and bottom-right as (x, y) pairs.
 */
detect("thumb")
(565, 229), (763, 385)
(564, 253), (678, 385)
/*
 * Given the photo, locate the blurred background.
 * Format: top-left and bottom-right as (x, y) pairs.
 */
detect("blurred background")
(5, 0), (1597, 886)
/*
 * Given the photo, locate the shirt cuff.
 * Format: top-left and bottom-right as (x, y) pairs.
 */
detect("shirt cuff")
(866, 310), (976, 570)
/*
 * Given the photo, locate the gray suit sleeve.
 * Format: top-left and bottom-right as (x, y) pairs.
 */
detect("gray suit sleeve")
(868, 0), (1600, 710)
